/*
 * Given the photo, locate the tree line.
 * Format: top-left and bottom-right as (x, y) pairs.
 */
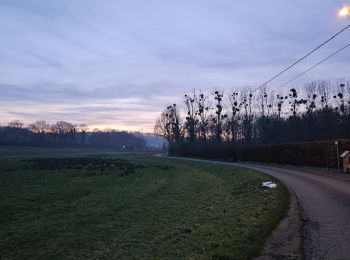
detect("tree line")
(0, 120), (145, 149)
(155, 79), (350, 157)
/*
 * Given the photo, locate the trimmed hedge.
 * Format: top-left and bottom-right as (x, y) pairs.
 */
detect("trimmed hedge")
(169, 141), (237, 160)
(238, 139), (350, 168)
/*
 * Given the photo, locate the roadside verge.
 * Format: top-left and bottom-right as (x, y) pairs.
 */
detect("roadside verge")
(254, 187), (302, 259)
(159, 155), (303, 259)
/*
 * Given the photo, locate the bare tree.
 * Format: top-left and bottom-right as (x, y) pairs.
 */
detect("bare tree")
(8, 120), (24, 128)
(51, 121), (76, 143)
(240, 88), (254, 143)
(29, 120), (51, 143)
(29, 120), (51, 134)
(195, 91), (211, 141)
(317, 80), (331, 109)
(155, 111), (173, 143)
(336, 80), (346, 114)
(154, 104), (183, 143)
(212, 90), (225, 142)
(227, 91), (240, 142)
(275, 92), (286, 119)
(7, 120), (26, 143)
(304, 82), (317, 112)
(158, 78), (350, 158)
(257, 86), (269, 117)
(184, 91), (197, 142)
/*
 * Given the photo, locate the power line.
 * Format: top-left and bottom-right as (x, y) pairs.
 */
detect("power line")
(273, 43), (350, 91)
(251, 23), (350, 93)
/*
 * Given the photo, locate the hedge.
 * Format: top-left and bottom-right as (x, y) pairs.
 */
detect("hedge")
(169, 141), (237, 160)
(238, 139), (350, 168)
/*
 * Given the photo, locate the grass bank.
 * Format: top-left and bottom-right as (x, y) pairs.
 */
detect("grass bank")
(0, 150), (288, 259)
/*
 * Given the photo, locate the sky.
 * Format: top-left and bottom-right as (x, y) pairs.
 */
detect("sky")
(0, 0), (349, 132)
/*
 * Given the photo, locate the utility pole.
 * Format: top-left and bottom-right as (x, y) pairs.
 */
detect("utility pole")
(335, 140), (340, 172)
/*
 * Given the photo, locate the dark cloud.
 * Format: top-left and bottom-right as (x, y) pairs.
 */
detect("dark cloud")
(0, 0), (349, 131)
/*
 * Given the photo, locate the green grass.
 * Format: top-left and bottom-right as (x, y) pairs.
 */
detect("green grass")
(0, 150), (289, 259)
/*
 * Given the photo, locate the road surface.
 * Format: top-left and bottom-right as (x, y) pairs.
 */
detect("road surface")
(235, 163), (350, 260)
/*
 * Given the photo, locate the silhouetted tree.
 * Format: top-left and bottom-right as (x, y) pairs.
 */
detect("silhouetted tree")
(154, 104), (183, 143)
(196, 91), (211, 141)
(212, 90), (225, 142)
(226, 91), (240, 142)
(157, 78), (350, 159)
(51, 121), (75, 143)
(184, 91), (197, 142)
(28, 120), (51, 143)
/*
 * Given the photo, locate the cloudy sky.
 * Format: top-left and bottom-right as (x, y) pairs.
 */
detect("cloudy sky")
(0, 0), (349, 131)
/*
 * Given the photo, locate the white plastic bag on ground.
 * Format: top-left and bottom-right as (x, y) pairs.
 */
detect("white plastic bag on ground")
(262, 181), (277, 189)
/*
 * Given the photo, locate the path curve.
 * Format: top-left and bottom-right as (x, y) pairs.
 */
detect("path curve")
(236, 162), (350, 260)
(164, 156), (350, 259)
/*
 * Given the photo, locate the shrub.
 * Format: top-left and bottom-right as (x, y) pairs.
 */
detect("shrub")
(238, 139), (350, 168)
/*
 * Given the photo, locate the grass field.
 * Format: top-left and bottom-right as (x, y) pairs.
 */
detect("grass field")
(0, 148), (289, 259)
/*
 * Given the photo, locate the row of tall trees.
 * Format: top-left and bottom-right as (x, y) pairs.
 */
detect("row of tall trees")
(155, 79), (350, 147)
(0, 120), (145, 149)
